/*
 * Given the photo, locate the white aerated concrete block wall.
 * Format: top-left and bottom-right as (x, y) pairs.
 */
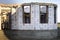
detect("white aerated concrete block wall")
(11, 4), (57, 30)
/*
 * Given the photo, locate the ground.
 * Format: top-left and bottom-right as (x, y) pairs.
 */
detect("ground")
(0, 30), (9, 40)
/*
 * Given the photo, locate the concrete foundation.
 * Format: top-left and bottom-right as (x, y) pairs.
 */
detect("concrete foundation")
(10, 30), (57, 39)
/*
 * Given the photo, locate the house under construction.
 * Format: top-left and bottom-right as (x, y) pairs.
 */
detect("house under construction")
(11, 3), (57, 30)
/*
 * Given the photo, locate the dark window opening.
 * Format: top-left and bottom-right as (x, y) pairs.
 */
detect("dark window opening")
(40, 6), (48, 23)
(54, 7), (56, 23)
(23, 6), (31, 23)
(23, 13), (30, 23)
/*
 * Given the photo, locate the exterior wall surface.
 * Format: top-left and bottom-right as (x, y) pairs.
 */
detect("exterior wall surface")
(11, 4), (57, 30)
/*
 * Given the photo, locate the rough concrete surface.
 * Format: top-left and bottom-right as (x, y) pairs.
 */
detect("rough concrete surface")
(0, 29), (58, 40)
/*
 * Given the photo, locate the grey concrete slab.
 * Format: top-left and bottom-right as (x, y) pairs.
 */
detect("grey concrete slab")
(3, 30), (58, 40)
